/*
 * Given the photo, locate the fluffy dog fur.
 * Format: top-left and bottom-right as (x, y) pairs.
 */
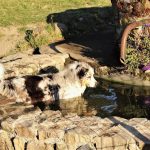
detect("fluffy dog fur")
(0, 61), (97, 104)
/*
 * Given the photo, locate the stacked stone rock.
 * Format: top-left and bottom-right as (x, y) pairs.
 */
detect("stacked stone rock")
(0, 102), (150, 150)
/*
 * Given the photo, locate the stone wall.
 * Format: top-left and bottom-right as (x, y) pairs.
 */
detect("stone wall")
(0, 53), (69, 78)
(0, 101), (150, 150)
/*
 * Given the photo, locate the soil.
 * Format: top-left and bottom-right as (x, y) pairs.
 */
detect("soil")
(0, 26), (24, 57)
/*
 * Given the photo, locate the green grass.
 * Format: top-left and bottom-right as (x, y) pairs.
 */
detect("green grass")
(0, 0), (112, 56)
(0, 0), (111, 26)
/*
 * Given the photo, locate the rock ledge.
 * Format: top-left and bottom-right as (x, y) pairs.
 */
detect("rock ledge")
(0, 103), (150, 150)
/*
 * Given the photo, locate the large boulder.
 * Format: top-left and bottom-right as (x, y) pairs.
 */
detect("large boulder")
(0, 53), (69, 78)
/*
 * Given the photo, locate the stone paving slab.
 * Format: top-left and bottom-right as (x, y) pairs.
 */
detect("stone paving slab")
(56, 43), (97, 64)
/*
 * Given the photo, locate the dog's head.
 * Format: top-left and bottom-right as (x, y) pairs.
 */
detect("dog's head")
(68, 61), (97, 88)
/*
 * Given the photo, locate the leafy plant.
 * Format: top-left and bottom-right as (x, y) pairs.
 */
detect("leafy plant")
(125, 28), (150, 76)
(25, 30), (38, 49)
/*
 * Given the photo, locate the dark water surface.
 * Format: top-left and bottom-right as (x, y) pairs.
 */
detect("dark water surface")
(59, 79), (150, 119)
(1, 79), (150, 119)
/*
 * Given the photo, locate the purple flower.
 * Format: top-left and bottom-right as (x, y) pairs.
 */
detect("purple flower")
(144, 96), (150, 106)
(144, 24), (150, 27)
(141, 63), (150, 72)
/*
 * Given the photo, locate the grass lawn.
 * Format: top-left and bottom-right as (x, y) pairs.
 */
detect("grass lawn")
(0, 0), (111, 26)
(0, 0), (112, 57)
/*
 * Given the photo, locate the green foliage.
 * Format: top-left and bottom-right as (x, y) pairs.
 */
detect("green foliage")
(25, 30), (37, 49)
(125, 29), (150, 74)
(125, 48), (150, 71)
(24, 29), (50, 49)
(141, 36), (150, 50)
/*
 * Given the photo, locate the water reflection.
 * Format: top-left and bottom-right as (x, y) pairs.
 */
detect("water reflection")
(1, 80), (150, 119)
(58, 97), (97, 116)
(58, 80), (150, 119)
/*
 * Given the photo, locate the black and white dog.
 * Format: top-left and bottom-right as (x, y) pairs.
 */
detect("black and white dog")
(0, 61), (97, 104)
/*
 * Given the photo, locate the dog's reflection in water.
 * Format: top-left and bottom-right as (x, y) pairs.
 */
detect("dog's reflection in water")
(48, 97), (97, 116)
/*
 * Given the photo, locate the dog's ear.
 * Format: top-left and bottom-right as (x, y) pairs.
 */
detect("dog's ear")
(77, 67), (88, 79)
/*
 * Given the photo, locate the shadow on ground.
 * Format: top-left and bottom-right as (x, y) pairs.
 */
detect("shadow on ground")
(46, 6), (121, 67)
(47, 7), (114, 38)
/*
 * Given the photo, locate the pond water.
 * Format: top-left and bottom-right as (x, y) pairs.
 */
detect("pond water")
(58, 79), (150, 119)
(1, 79), (150, 119)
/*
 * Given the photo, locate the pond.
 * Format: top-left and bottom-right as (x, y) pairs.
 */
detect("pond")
(0, 79), (150, 119)
(57, 79), (150, 119)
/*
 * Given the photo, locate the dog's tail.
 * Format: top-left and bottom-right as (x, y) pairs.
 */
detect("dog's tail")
(0, 63), (5, 80)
